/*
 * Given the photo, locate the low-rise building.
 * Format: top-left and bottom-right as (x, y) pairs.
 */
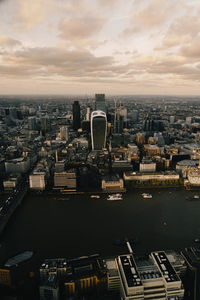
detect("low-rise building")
(102, 175), (124, 192)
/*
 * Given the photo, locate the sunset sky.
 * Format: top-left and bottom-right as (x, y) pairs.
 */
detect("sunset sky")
(0, 0), (200, 95)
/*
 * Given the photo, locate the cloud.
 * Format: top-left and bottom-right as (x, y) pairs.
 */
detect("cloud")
(16, 0), (53, 30)
(0, 36), (21, 47)
(181, 38), (200, 59)
(156, 14), (200, 50)
(122, 0), (180, 36)
(58, 17), (106, 42)
(0, 46), (119, 79)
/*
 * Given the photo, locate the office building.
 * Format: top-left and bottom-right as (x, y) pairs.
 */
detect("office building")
(91, 111), (107, 151)
(95, 94), (106, 112)
(72, 101), (81, 130)
(41, 116), (51, 134)
(54, 169), (77, 190)
(116, 252), (184, 300)
(28, 116), (37, 130)
(40, 273), (59, 300)
(29, 169), (46, 191)
(60, 126), (68, 141)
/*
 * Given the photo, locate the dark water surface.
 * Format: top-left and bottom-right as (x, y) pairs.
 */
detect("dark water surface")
(1, 189), (200, 266)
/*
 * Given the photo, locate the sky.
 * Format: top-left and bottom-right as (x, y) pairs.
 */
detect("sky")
(0, 0), (200, 95)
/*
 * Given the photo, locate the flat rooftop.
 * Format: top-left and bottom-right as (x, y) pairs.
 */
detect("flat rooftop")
(152, 251), (180, 283)
(120, 255), (142, 287)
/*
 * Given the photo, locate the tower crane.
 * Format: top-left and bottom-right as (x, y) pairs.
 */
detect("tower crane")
(195, 134), (200, 168)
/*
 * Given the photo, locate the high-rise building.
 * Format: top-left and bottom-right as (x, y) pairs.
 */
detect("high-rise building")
(28, 116), (37, 130)
(95, 94), (106, 112)
(91, 111), (107, 150)
(41, 116), (51, 134)
(72, 101), (81, 130)
(60, 126), (68, 141)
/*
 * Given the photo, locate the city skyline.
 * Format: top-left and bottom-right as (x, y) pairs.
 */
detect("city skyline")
(0, 0), (200, 95)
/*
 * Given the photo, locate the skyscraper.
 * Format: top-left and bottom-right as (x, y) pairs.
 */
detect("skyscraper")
(95, 94), (106, 112)
(91, 111), (107, 150)
(72, 101), (81, 130)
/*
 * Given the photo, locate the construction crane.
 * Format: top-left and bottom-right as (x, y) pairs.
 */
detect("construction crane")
(195, 135), (200, 168)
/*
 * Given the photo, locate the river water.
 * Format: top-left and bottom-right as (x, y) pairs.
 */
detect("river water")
(1, 189), (200, 266)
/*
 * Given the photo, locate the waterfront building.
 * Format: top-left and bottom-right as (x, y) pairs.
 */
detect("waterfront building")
(54, 170), (77, 190)
(40, 273), (59, 300)
(3, 176), (19, 191)
(187, 168), (200, 186)
(101, 175), (124, 192)
(176, 159), (198, 178)
(105, 258), (120, 292)
(95, 94), (106, 112)
(116, 252), (184, 300)
(91, 110), (107, 151)
(123, 171), (180, 187)
(40, 255), (107, 298)
(72, 101), (81, 130)
(29, 169), (46, 191)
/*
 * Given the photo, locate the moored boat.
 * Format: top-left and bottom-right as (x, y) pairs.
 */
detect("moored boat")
(107, 194), (122, 201)
(141, 193), (152, 199)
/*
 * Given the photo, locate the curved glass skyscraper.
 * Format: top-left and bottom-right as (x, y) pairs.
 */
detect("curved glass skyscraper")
(91, 111), (107, 150)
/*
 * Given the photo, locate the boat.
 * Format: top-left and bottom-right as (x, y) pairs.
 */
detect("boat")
(194, 238), (200, 243)
(90, 195), (100, 199)
(5, 251), (34, 267)
(142, 193), (152, 199)
(107, 194), (122, 201)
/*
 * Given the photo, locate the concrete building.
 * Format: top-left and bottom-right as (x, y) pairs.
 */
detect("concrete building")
(116, 252), (184, 300)
(102, 175), (124, 192)
(124, 171), (180, 186)
(40, 273), (59, 300)
(139, 160), (156, 173)
(5, 157), (30, 174)
(3, 176), (19, 191)
(60, 126), (68, 141)
(176, 159), (198, 178)
(54, 170), (76, 190)
(105, 258), (120, 292)
(29, 170), (46, 191)
(187, 168), (200, 186)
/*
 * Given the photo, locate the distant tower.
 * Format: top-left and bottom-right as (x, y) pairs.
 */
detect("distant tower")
(95, 94), (106, 112)
(28, 116), (37, 130)
(91, 111), (107, 150)
(86, 106), (90, 121)
(72, 101), (81, 130)
(41, 115), (51, 135)
(60, 126), (68, 141)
